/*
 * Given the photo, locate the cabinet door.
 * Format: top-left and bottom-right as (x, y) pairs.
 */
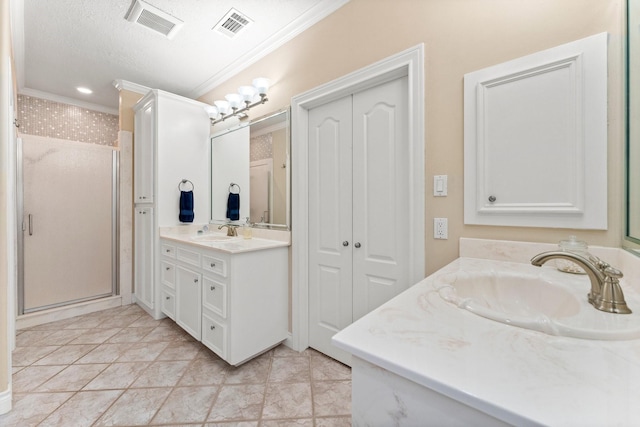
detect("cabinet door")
(134, 99), (155, 203)
(134, 207), (154, 310)
(161, 287), (176, 320)
(176, 266), (202, 340)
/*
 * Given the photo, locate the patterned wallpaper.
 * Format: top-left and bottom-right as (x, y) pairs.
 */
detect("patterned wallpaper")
(250, 133), (273, 161)
(17, 95), (119, 146)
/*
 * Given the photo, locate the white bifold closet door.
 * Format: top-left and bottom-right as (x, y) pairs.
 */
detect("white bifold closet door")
(21, 136), (115, 313)
(308, 76), (410, 365)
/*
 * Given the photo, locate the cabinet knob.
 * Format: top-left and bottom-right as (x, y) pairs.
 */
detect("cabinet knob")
(354, 242), (361, 248)
(488, 195), (497, 202)
(343, 241), (349, 247)
(194, 279), (199, 283)
(166, 249), (170, 253)
(210, 263), (216, 267)
(210, 286), (215, 291)
(210, 325), (215, 330)
(165, 267), (170, 271)
(165, 296), (170, 300)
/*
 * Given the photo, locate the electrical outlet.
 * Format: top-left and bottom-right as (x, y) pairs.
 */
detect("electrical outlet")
(434, 218), (448, 239)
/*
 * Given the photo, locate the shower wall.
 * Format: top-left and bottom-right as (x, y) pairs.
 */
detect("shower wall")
(17, 95), (118, 146)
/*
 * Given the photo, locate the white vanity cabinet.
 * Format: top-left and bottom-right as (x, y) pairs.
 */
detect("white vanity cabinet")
(159, 238), (288, 366)
(133, 207), (155, 310)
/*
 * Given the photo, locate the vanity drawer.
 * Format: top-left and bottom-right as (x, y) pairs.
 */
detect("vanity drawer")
(161, 261), (175, 288)
(202, 254), (227, 277)
(202, 312), (226, 359)
(161, 287), (176, 320)
(203, 276), (227, 318)
(161, 243), (176, 258)
(177, 246), (201, 267)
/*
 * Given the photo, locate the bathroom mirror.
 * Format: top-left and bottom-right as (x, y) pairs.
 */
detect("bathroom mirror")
(627, 0), (640, 245)
(210, 108), (290, 229)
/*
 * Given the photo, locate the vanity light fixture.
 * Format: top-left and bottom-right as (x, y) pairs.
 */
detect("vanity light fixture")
(76, 87), (93, 94)
(209, 78), (270, 125)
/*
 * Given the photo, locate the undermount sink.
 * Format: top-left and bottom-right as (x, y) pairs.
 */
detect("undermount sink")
(435, 269), (640, 340)
(191, 234), (234, 242)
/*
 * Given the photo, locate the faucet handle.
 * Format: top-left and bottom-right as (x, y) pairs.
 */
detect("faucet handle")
(603, 266), (623, 280)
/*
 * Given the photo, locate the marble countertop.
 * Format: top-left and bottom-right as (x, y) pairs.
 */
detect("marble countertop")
(160, 227), (290, 254)
(332, 256), (640, 426)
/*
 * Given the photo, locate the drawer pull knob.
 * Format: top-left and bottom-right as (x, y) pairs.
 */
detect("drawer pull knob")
(165, 296), (170, 300)
(210, 325), (215, 330)
(166, 249), (170, 253)
(165, 267), (170, 271)
(210, 286), (215, 291)
(210, 263), (216, 267)
(194, 279), (199, 283)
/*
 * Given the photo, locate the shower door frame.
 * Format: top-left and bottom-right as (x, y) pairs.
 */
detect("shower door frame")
(16, 136), (119, 315)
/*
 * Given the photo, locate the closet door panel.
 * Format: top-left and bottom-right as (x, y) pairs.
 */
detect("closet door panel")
(308, 96), (353, 359)
(352, 76), (410, 321)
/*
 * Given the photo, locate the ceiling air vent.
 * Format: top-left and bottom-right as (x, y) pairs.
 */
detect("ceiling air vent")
(213, 8), (253, 39)
(125, 0), (184, 39)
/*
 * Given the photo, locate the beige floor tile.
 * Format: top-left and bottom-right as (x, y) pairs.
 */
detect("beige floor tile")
(259, 419), (314, 427)
(152, 386), (219, 424)
(142, 325), (194, 342)
(12, 345), (59, 366)
(314, 416), (352, 427)
(312, 381), (351, 417)
(262, 382), (313, 420)
(0, 392), (72, 426)
(12, 365), (66, 392)
(127, 315), (168, 328)
(107, 326), (155, 343)
(179, 357), (229, 386)
(44, 328), (92, 345)
(272, 346), (313, 358)
(94, 387), (172, 426)
(224, 353), (272, 385)
(26, 316), (83, 331)
(15, 330), (56, 347)
(269, 357), (310, 383)
(84, 361), (150, 390)
(116, 341), (169, 362)
(76, 343), (133, 364)
(157, 341), (203, 361)
(205, 422), (259, 427)
(37, 363), (108, 392)
(38, 390), (123, 427)
(99, 313), (144, 328)
(131, 360), (191, 388)
(69, 327), (123, 344)
(310, 355), (351, 381)
(33, 344), (97, 365)
(207, 384), (266, 422)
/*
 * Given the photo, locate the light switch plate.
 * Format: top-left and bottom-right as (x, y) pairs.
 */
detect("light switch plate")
(434, 175), (448, 196)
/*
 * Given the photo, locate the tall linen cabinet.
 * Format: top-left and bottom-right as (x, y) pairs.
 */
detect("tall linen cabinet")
(133, 90), (211, 319)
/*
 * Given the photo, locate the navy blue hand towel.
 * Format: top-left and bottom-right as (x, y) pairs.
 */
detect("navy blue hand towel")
(227, 192), (240, 221)
(179, 190), (194, 223)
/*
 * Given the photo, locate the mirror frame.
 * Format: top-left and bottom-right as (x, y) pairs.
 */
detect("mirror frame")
(625, 0), (640, 251)
(209, 108), (291, 230)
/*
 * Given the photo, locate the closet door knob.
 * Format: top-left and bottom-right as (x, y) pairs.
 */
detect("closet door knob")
(354, 242), (361, 248)
(343, 241), (349, 247)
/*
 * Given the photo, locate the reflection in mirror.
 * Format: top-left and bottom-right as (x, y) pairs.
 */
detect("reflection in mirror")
(628, 0), (640, 245)
(210, 109), (290, 229)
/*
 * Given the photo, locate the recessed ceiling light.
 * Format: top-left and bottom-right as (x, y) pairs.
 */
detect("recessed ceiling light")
(77, 87), (93, 94)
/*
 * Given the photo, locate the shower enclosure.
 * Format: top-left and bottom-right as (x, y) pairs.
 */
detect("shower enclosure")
(17, 135), (117, 314)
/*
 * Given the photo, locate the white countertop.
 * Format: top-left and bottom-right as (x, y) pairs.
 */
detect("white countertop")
(333, 256), (640, 426)
(160, 228), (290, 254)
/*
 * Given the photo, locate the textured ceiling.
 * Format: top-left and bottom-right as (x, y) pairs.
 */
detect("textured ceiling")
(12, 0), (348, 114)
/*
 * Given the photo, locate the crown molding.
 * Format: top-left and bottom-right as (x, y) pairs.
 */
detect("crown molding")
(18, 88), (119, 115)
(112, 79), (151, 95)
(189, 0), (351, 98)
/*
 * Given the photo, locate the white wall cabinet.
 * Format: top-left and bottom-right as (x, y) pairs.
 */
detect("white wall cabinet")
(132, 90), (210, 318)
(160, 238), (288, 366)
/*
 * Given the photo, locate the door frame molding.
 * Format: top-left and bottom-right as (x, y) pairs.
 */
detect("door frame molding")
(290, 44), (425, 352)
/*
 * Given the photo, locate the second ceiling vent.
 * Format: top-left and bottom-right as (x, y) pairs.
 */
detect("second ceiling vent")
(213, 8), (253, 39)
(125, 0), (184, 39)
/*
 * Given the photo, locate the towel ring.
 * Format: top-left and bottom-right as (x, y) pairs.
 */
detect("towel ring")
(229, 182), (241, 194)
(178, 179), (194, 192)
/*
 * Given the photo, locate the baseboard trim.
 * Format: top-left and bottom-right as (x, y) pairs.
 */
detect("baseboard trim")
(0, 387), (12, 415)
(16, 296), (124, 330)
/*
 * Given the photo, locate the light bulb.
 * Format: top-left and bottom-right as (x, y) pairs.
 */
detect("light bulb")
(225, 93), (243, 109)
(252, 78), (270, 96)
(238, 85), (257, 102)
(204, 105), (219, 119)
(214, 100), (230, 115)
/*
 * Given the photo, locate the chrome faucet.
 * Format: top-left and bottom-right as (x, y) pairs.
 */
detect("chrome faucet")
(531, 251), (631, 314)
(218, 224), (238, 237)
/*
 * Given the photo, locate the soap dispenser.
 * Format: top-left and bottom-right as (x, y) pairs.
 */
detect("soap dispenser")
(242, 217), (252, 239)
(556, 235), (589, 274)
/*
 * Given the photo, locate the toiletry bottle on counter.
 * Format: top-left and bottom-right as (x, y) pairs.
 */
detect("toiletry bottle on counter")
(243, 217), (252, 239)
(556, 235), (589, 274)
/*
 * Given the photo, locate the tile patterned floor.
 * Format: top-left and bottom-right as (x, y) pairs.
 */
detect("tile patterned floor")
(1, 304), (352, 426)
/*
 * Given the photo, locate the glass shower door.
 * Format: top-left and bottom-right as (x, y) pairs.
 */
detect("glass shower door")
(20, 136), (116, 313)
